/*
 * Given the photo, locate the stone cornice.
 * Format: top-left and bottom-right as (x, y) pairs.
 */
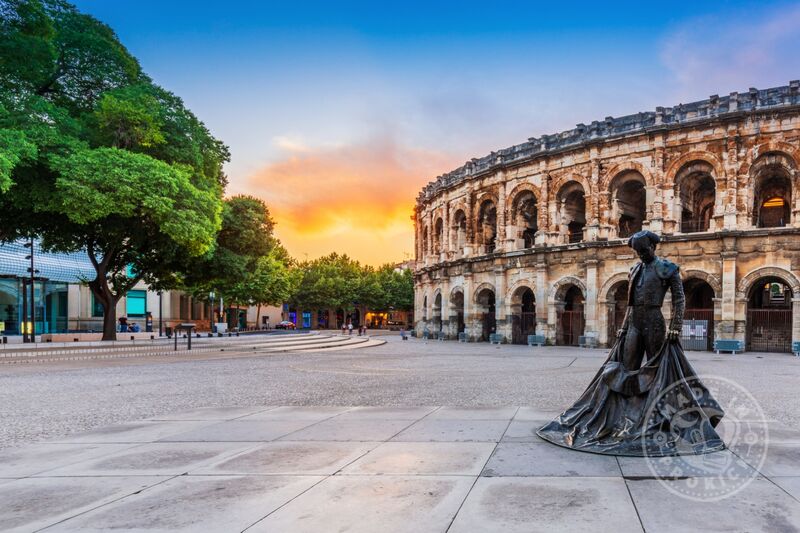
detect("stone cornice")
(417, 81), (800, 205)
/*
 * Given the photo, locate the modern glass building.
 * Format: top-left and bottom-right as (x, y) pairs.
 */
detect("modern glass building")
(0, 240), (94, 336)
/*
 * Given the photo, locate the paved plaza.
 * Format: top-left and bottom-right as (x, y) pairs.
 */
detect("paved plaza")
(1, 336), (799, 531)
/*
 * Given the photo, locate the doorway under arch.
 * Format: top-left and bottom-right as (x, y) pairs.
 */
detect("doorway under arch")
(475, 287), (496, 342)
(683, 279), (715, 351)
(747, 277), (793, 353)
(511, 286), (536, 344)
(557, 285), (585, 346)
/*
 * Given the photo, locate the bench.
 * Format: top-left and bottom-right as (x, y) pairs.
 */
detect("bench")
(527, 334), (545, 347)
(793, 341), (800, 357)
(578, 335), (598, 348)
(714, 339), (744, 354)
(489, 333), (503, 345)
(458, 332), (467, 343)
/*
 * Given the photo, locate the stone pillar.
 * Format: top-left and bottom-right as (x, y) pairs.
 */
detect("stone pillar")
(496, 177), (507, 252)
(793, 295), (800, 344)
(463, 273), (474, 341)
(598, 300), (615, 347)
(584, 259), (598, 338)
(439, 277), (450, 337)
(535, 263), (552, 343)
(720, 251), (739, 341)
(442, 201), (450, 261)
(464, 193), (474, 257)
(495, 267), (509, 343)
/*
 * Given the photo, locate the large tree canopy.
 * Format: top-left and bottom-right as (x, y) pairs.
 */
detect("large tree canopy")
(0, 0), (228, 339)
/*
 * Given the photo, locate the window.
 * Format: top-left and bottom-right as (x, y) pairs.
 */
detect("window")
(92, 295), (105, 317)
(126, 290), (147, 317)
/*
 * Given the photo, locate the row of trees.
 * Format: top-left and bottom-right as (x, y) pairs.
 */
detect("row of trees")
(0, 0), (413, 340)
(290, 253), (413, 323)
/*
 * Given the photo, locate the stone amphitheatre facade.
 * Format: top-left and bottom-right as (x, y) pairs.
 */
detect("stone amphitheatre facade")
(414, 82), (800, 352)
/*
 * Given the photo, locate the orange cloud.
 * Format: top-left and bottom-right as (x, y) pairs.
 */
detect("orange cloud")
(240, 138), (459, 266)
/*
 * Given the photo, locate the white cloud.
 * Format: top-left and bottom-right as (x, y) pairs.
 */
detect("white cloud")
(660, 4), (800, 98)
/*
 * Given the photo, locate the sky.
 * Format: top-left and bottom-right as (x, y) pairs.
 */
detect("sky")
(71, 0), (800, 265)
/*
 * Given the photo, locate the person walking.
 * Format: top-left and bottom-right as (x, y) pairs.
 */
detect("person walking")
(348, 322), (353, 335)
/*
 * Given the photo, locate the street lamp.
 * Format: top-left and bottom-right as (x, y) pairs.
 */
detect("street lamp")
(209, 291), (215, 333)
(23, 238), (39, 343)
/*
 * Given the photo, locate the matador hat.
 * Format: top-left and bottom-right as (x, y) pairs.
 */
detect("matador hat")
(628, 230), (661, 249)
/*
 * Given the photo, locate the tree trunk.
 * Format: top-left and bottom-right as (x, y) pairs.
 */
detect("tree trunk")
(101, 302), (118, 341)
(256, 304), (261, 329)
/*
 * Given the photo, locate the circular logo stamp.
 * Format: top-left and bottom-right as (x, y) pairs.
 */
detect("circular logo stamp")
(642, 375), (768, 501)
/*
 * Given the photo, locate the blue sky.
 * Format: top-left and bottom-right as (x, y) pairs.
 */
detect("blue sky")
(72, 0), (800, 264)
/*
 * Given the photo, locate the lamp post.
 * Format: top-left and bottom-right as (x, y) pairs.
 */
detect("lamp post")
(158, 291), (163, 336)
(209, 291), (215, 333)
(23, 238), (39, 343)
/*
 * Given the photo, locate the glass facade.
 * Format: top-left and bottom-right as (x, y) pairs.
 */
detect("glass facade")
(0, 278), (68, 335)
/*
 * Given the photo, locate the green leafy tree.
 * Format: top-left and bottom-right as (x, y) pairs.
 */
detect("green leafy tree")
(0, 0), (227, 339)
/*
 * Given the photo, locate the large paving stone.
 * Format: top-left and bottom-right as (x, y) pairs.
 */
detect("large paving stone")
(194, 441), (379, 475)
(627, 477), (800, 532)
(513, 407), (560, 421)
(482, 443), (621, 477)
(238, 405), (352, 421)
(334, 406), (437, 420)
(618, 450), (759, 479)
(147, 406), (276, 421)
(392, 419), (509, 442)
(248, 475), (474, 533)
(748, 442), (800, 477)
(159, 419), (318, 442)
(501, 419), (548, 442)
(0, 476), (166, 532)
(428, 407), (518, 420)
(448, 477), (642, 532)
(47, 475), (323, 532)
(38, 442), (257, 476)
(49, 421), (216, 444)
(342, 442), (495, 476)
(773, 477), (800, 500)
(277, 418), (414, 441)
(0, 443), (134, 477)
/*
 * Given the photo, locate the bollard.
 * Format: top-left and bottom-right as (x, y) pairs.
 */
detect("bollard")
(174, 330), (178, 351)
(2, 336), (7, 344)
(150, 335), (155, 340)
(73, 338), (78, 342)
(130, 336), (135, 341)
(187, 332), (192, 350)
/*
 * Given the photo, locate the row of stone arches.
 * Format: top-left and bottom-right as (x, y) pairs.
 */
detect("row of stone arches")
(420, 148), (800, 259)
(420, 266), (799, 352)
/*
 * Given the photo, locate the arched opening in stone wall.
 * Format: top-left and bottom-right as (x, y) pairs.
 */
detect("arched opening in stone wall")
(676, 162), (716, 233)
(606, 281), (629, 344)
(746, 277), (793, 353)
(510, 286), (536, 344)
(422, 226), (429, 257)
(452, 210), (467, 256)
(475, 287), (496, 342)
(432, 292), (442, 333)
(754, 177), (791, 228)
(450, 289), (465, 336)
(477, 200), (497, 253)
(434, 218), (444, 254)
(556, 182), (586, 243)
(557, 285), (585, 346)
(752, 153), (794, 228)
(611, 171), (647, 238)
(682, 278), (715, 351)
(511, 191), (538, 248)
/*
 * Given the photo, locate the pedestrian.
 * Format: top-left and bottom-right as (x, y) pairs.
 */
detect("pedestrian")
(341, 322), (347, 335)
(348, 322), (353, 335)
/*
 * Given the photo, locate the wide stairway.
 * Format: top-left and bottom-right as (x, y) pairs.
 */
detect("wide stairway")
(0, 332), (385, 364)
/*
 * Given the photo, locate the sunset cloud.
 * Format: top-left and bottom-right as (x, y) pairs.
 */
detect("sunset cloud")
(243, 138), (459, 265)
